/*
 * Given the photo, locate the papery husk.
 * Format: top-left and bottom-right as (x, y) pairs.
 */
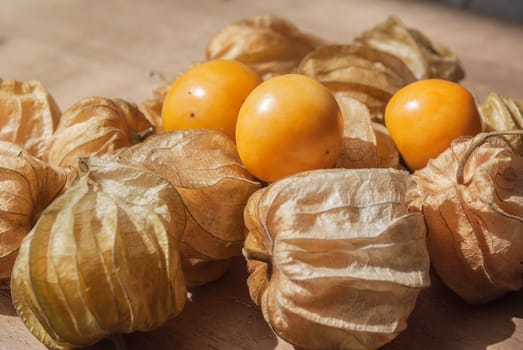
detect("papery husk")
(243, 168), (430, 350)
(139, 77), (173, 131)
(299, 44), (416, 124)
(373, 122), (401, 169)
(0, 142), (75, 285)
(335, 95), (378, 169)
(116, 129), (261, 287)
(355, 15), (465, 81)
(407, 132), (523, 303)
(334, 95), (400, 169)
(479, 93), (523, 154)
(10, 158), (186, 349)
(44, 97), (153, 169)
(0, 80), (61, 158)
(206, 15), (328, 80)
(299, 44), (416, 96)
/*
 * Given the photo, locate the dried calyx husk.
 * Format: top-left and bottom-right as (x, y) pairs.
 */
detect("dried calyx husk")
(407, 131), (523, 304)
(0, 80), (61, 158)
(139, 74), (173, 131)
(116, 129), (261, 287)
(355, 15), (465, 82)
(206, 15), (328, 80)
(478, 92), (523, 154)
(44, 96), (153, 169)
(11, 157), (187, 349)
(0, 142), (75, 288)
(298, 43), (416, 123)
(335, 95), (400, 169)
(243, 168), (430, 350)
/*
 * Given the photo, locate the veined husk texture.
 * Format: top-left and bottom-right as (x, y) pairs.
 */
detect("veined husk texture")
(408, 134), (523, 303)
(479, 92), (523, 155)
(139, 80), (172, 131)
(243, 168), (430, 350)
(0, 80), (61, 158)
(117, 129), (261, 287)
(0, 142), (73, 285)
(44, 96), (153, 169)
(298, 43), (416, 124)
(355, 15), (465, 82)
(335, 95), (400, 169)
(10, 158), (186, 349)
(206, 15), (327, 80)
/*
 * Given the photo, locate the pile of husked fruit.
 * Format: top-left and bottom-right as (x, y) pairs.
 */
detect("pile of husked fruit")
(1, 14), (522, 350)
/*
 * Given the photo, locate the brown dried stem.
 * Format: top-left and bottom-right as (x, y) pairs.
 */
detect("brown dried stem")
(456, 130), (523, 185)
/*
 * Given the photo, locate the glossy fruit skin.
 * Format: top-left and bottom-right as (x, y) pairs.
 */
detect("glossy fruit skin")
(236, 74), (343, 183)
(161, 60), (262, 140)
(384, 79), (482, 171)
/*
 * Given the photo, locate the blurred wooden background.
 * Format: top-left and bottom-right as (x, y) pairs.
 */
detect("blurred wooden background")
(1, 1), (523, 349)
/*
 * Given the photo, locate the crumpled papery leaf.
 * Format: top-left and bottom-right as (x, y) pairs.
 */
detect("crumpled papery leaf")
(335, 95), (378, 169)
(244, 168), (430, 350)
(10, 158), (186, 349)
(0, 141), (74, 286)
(139, 78), (173, 131)
(479, 92), (523, 154)
(374, 122), (401, 169)
(117, 129), (261, 287)
(407, 134), (523, 303)
(44, 96), (153, 169)
(335, 95), (400, 169)
(206, 15), (328, 79)
(299, 43), (415, 123)
(0, 80), (61, 158)
(355, 15), (465, 81)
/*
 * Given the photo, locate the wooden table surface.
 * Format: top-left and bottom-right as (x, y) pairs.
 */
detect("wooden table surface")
(1, 1), (523, 349)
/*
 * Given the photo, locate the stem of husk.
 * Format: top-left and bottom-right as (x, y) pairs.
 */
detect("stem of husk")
(242, 248), (273, 265)
(131, 127), (155, 144)
(456, 130), (523, 185)
(109, 334), (127, 350)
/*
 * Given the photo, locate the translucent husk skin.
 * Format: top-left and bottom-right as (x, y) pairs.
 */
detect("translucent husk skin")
(10, 158), (187, 349)
(0, 141), (74, 285)
(206, 15), (328, 80)
(479, 93), (523, 155)
(298, 43), (416, 124)
(335, 95), (400, 170)
(0, 80), (61, 158)
(355, 15), (465, 82)
(117, 129), (261, 287)
(408, 133), (523, 303)
(44, 97), (153, 169)
(244, 168), (430, 350)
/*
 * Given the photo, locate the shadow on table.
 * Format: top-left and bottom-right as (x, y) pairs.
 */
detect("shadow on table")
(94, 257), (279, 350)
(0, 289), (17, 317)
(383, 273), (523, 350)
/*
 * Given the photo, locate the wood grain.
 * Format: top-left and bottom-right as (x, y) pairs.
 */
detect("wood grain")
(1, 0), (523, 349)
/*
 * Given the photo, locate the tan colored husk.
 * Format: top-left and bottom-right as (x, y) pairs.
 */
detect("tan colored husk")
(373, 122), (401, 169)
(244, 168), (430, 350)
(117, 129), (261, 287)
(479, 92), (523, 154)
(335, 95), (378, 169)
(407, 132), (523, 304)
(44, 96), (153, 169)
(206, 15), (328, 79)
(355, 16), (465, 81)
(10, 158), (187, 349)
(298, 43), (416, 98)
(0, 142), (74, 285)
(335, 95), (400, 169)
(0, 80), (61, 158)
(139, 77), (173, 131)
